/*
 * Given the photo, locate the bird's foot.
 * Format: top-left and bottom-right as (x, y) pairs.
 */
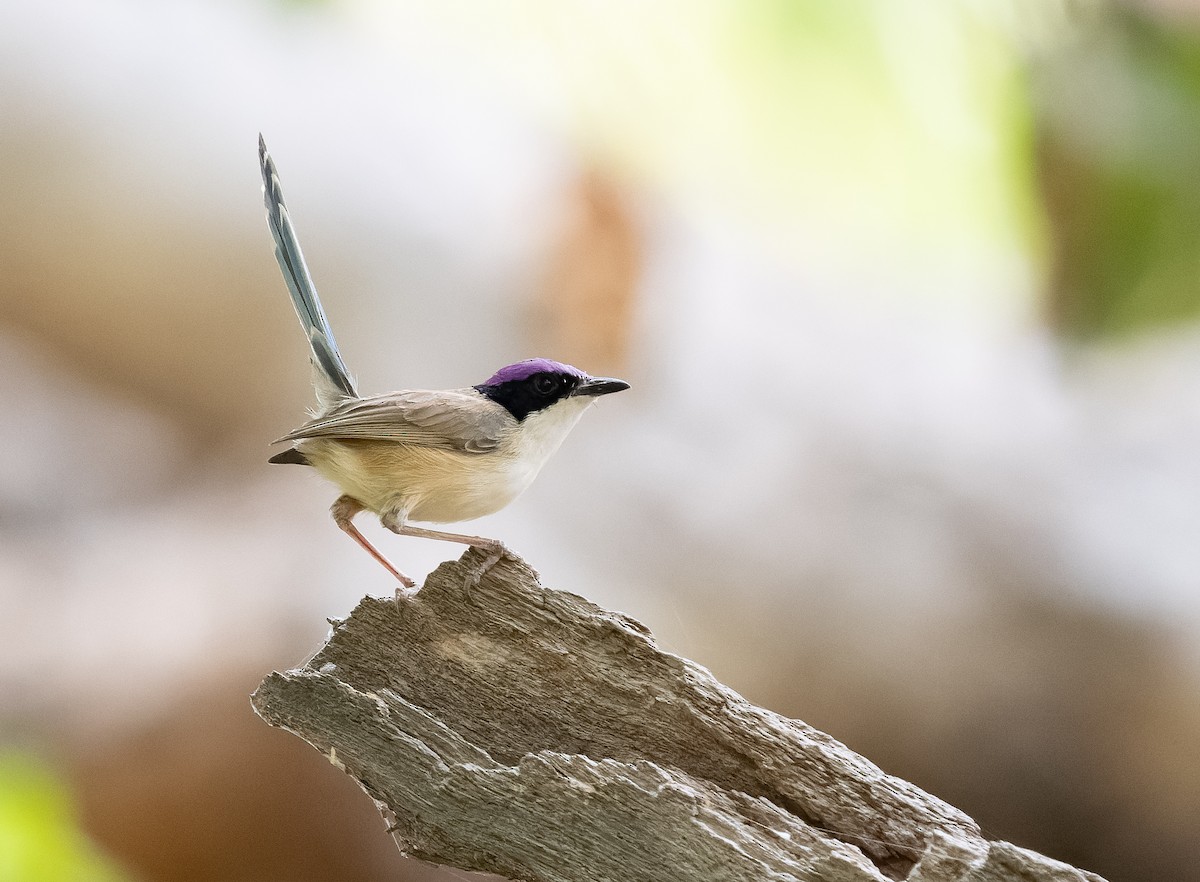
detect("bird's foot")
(462, 539), (512, 602)
(477, 537), (513, 560)
(393, 568), (418, 601)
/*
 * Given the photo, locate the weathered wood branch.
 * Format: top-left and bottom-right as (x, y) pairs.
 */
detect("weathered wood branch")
(251, 548), (1107, 882)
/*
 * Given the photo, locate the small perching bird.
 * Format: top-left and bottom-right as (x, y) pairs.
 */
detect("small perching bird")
(259, 136), (630, 588)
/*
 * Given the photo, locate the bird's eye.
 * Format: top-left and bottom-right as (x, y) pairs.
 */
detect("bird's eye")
(533, 375), (557, 395)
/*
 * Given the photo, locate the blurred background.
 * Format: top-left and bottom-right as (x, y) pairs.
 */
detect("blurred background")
(2, 0), (1199, 880)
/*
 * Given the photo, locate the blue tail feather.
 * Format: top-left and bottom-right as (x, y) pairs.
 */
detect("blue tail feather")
(259, 135), (358, 405)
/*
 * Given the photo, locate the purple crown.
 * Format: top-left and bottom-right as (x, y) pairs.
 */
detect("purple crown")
(483, 358), (585, 386)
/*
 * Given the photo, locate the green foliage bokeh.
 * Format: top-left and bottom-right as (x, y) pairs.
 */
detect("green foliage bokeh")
(0, 754), (128, 882)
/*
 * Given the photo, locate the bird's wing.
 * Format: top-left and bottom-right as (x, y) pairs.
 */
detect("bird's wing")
(275, 389), (511, 453)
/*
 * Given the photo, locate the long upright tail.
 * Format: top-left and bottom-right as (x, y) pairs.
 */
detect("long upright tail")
(259, 134), (358, 408)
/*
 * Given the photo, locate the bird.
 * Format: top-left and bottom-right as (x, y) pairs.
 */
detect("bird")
(258, 136), (630, 588)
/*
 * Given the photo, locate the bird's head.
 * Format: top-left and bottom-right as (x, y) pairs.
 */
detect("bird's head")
(474, 358), (630, 421)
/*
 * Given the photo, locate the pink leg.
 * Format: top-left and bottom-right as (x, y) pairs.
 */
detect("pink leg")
(379, 513), (510, 592)
(392, 524), (506, 552)
(331, 495), (416, 588)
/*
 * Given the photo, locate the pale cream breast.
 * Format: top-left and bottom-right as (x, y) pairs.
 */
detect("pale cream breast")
(499, 395), (594, 494)
(298, 395), (596, 524)
(299, 438), (513, 523)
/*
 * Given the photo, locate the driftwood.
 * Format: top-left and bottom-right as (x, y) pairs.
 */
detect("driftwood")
(251, 548), (1107, 882)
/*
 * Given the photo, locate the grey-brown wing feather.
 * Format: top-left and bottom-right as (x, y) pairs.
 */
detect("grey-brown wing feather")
(274, 389), (510, 453)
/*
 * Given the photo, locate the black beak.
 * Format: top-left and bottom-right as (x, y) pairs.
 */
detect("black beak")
(573, 376), (631, 397)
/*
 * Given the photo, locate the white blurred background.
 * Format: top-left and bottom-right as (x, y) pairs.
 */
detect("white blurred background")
(2, 2), (1199, 881)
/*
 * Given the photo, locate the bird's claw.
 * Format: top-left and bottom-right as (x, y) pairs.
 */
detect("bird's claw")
(461, 540), (511, 602)
(481, 538), (513, 560)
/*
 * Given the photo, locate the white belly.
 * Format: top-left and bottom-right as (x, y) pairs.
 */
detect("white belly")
(301, 396), (594, 524)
